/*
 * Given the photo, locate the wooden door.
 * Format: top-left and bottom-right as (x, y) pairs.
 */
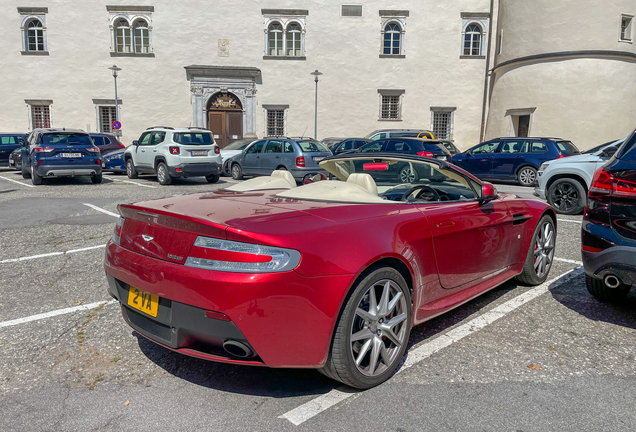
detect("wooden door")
(226, 111), (243, 147)
(208, 112), (226, 148)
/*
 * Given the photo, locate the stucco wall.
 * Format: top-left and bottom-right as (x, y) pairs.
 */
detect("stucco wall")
(0, 0), (490, 149)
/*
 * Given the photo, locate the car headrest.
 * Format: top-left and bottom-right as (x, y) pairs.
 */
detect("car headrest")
(271, 169), (297, 188)
(346, 173), (378, 195)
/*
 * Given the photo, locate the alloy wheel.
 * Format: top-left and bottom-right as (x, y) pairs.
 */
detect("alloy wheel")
(519, 168), (536, 186)
(126, 160), (132, 176)
(399, 167), (416, 183)
(550, 182), (579, 212)
(533, 221), (555, 279)
(350, 279), (408, 377)
(158, 165), (166, 182)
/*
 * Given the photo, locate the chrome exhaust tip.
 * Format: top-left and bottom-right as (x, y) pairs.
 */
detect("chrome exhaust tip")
(222, 340), (254, 358)
(604, 274), (622, 289)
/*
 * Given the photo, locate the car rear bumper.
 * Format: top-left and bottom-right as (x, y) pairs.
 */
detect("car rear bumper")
(582, 246), (636, 286)
(36, 164), (102, 177)
(289, 166), (329, 180)
(103, 240), (353, 368)
(168, 162), (220, 178)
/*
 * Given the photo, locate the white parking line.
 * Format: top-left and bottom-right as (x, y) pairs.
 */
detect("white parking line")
(0, 175), (35, 188)
(554, 257), (583, 265)
(557, 218), (582, 224)
(109, 177), (157, 188)
(280, 266), (585, 426)
(83, 203), (119, 218)
(0, 244), (106, 264)
(0, 300), (117, 329)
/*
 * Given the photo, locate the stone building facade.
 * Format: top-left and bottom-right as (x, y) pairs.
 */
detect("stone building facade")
(0, 1), (634, 150)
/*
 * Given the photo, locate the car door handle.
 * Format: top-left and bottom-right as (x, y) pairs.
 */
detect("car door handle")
(437, 221), (455, 228)
(515, 156), (523, 159)
(153, 149), (157, 152)
(141, 149), (146, 152)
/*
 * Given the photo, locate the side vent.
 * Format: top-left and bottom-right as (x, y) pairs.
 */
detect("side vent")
(342, 5), (363, 17)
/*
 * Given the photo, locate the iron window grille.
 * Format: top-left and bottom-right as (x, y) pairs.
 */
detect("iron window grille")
(31, 105), (51, 129)
(99, 106), (117, 133)
(380, 95), (401, 120)
(432, 111), (453, 140)
(267, 110), (285, 136)
(341, 5), (363, 17)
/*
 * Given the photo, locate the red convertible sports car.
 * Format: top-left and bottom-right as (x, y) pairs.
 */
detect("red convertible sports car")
(104, 153), (556, 389)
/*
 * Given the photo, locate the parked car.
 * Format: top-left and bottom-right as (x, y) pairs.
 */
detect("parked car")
(9, 147), (25, 170)
(101, 148), (126, 174)
(583, 139), (622, 154)
(534, 138), (625, 214)
(452, 137), (580, 186)
(331, 138), (371, 155)
(230, 137), (331, 181)
(582, 130), (636, 301)
(220, 138), (255, 176)
(321, 137), (346, 149)
(21, 129), (102, 185)
(365, 129), (435, 140)
(1, 133), (27, 168)
(437, 140), (460, 156)
(104, 152), (556, 389)
(89, 133), (125, 154)
(124, 127), (222, 185)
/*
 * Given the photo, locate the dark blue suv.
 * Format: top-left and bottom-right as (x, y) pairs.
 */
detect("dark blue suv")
(452, 137), (580, 186)
(21, 128), (102, 185)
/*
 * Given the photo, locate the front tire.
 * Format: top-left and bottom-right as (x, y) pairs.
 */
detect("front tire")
(516, 215), (556, 285)
(517, 166), (537, 187)
(547, 178), (585, 215)
(156, 162), (172, 185)
(231, 163), (243, 180)
(222, 160), (231, 176)
(585, 275), (631, 302)
(320, 267), (411, 389)
(206, 173), (220, 183)
(126, 159), (138, 179)
(399, 165), (419, 183)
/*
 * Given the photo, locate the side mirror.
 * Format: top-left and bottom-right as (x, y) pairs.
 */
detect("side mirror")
(132, 140), (139, 146)
(465, 150), (472, 157)
(480, 182), (498, 205)
(19, 138), (26, 146)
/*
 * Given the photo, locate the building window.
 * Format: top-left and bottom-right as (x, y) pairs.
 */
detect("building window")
(115, 19), (132, 53)
(463, 24), (483, 56)
(99, 106), (118, 133)
(430, 108), (456, 140)
(377, 90), (404, 121)
(268, 22), (284, 55)
(620, 15), (633, 41)
(26, 102), (52, 129)
(262, 10), (307, 59)
(107, 6), (154, 56)
(383, 23), (402, 55)
(266, 110), (285, 136)
(341, 5), (363, 17)
(19, 8), (48, 54)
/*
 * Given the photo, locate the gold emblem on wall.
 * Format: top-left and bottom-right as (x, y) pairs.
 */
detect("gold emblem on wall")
(218, 39), (229, 57)
(209, 93), (242, 110)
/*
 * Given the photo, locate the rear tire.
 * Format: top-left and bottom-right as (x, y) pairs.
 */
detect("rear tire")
(22, 167), (31, 179)
(516, 215), (556, 285)
(126, 158), (138, 179)
(320, 267), (411, 389)
(517, 166), (537, 187)
(31, 165), (42, 185)
(156, 162), (172, 185)
(231, 163), (243, 180)
(206, 173), (220, 183)
(585, 274), (631, 301)
(547, 178), (586, 215)
(91, 173), (102, 184)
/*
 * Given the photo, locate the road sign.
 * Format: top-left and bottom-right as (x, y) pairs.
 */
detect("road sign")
(112, 121), (121, 130)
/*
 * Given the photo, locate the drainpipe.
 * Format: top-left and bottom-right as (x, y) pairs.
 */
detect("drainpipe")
(479, 0), (495, 142)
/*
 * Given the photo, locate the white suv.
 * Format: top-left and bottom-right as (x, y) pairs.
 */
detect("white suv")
(124, 127), (222, 185)
(534, 138), (624, 214)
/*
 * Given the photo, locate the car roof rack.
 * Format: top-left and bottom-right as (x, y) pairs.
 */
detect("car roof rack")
(145, 126), (175, 130)
(187, 127), (210, 131)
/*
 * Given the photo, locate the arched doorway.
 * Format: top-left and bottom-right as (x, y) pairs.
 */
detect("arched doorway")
(207, 92), (243, 148)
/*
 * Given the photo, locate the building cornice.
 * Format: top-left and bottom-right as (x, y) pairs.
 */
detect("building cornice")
(17, 7), (48, 14)
(106, 5), (154, 13)
(261, 9), (308, 16)
(494, 50), (636, 73)
(184, 65), (261, 80)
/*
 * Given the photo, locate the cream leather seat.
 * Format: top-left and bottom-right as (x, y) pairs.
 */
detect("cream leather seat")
(271, 169), (297, 188)
(346, 173), (378, 195)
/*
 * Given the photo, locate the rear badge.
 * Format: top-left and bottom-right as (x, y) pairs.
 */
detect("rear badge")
(142, 234), (154, 242)
(167, 254), (183, 261)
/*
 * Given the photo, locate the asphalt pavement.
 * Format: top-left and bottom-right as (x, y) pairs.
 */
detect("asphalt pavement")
(1, 169), (635, 431)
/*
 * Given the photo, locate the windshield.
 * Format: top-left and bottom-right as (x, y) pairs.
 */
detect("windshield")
(297, 140), (330, 153)
(319, 156), (481, 202)
(42, 133), (93, 146)
(223, 139), (253, 151)
(173, 132), (214, 145)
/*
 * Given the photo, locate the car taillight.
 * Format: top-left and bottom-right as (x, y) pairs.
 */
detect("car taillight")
(86, 147), (100, 153)
(184, 237), (301, 273)
(169, 146), (180, 155)
(34, 147), (54, 153)
(296, 156), (305, 167)
(556, 154), (568, 159)
(417, 151), (434, 158)
(112, 216), (125, 245)
(589, 169), (613, 195)
(214, 146), (220, 154)
(613, 178), (636, 198)
(117, 143), (125, 148)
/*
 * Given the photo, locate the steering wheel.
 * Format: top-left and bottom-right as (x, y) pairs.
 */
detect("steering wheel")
(402, 185), (440, 202)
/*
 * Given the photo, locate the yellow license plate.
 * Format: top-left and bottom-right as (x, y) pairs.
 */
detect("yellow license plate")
(127, 286), (159, 317)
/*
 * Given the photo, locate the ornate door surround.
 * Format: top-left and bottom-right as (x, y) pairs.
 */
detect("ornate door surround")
(185, 65), (261, 138)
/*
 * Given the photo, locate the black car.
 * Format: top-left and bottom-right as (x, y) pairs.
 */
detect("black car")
(357, 138), (451, 160)
(89, 133), (125, 154)
(331, 138), (371, 155)
(582, 129), (636, 301)
(1, 133), (27, 168)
